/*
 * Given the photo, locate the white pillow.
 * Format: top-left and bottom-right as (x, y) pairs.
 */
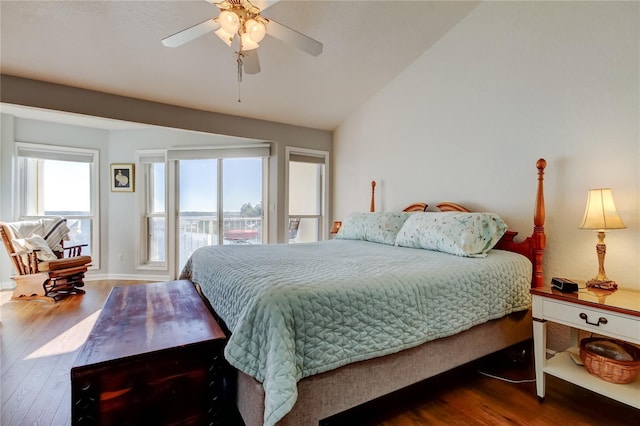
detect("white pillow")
(335, 212), (412, 245)
(395, 212), (507, 257)
(12, 234), (59, 261)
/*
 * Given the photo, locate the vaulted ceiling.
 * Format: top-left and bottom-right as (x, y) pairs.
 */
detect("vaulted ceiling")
(0, 1), (478, 130)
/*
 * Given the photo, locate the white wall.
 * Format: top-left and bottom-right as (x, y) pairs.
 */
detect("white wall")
(334, 1), (639, 294)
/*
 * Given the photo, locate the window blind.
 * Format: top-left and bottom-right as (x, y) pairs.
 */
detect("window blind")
(166, 144), (270, 160)
(289, 153), (326, 164)
(16, 143), (95, 163)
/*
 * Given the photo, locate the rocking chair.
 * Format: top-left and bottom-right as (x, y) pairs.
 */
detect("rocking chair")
(0, 218), (92, 302)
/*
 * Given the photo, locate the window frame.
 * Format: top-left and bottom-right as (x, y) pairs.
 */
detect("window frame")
(14, 142), (100, 268)
(136, 150), (167, 270)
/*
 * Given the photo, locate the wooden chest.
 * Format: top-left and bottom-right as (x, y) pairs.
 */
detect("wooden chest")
(71, 280), (227, 425)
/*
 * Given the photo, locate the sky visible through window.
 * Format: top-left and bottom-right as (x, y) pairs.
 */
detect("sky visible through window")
(44, 161), (90, 212)
(176, 158), (262, 213)
(42, 158), (261, 214)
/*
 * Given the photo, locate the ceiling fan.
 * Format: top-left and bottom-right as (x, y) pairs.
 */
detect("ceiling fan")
(162, 0), (323, 79)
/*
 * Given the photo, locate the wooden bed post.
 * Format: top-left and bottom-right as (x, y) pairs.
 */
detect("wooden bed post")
(532, 158), (547, 288)
(370, 181), (376, 212)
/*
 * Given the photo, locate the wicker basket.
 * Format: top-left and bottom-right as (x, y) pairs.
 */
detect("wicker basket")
(580, 338), (640, 384)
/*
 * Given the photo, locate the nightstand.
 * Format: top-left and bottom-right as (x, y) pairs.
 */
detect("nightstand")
(531, 285), (640, 409)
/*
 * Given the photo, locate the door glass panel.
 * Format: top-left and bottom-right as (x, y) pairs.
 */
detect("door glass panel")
(222, 158), (263, 245)
(178, 159), (218, 270)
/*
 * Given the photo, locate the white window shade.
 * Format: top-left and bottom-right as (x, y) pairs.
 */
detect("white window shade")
(17, 144), (95, 163)
(289, 153), (325, 164)
(166, 144), (270, 161)
(138, 153), (166, 164)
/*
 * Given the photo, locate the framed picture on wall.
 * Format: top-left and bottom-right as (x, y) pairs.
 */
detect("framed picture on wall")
(110, 163), (134, 192)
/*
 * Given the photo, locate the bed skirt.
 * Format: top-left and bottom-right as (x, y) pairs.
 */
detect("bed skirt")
(237, 309), (532, 426)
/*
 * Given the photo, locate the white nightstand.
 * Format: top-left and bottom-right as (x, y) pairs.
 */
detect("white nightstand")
(531, 285), (640, 409)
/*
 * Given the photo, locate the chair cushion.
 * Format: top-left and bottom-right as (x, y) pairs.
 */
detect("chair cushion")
(12, 235), (59, 261)
(38, 256), (92, 272)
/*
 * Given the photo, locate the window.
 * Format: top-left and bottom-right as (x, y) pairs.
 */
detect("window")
(141, 144), (269, 276)
(286, 148), (329, 243)
(16, 143), (99, 265)
(138, 151), (166, 268)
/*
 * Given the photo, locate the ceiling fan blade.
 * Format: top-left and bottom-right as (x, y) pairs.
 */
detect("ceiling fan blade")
(243, 50), (261, 75)
(252, 0), (280, 12)
(162, 18), (220, 48)
(266, 19), (323, 57)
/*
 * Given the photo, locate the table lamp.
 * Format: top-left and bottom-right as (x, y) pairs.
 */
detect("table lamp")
(579, 188), (625, 288)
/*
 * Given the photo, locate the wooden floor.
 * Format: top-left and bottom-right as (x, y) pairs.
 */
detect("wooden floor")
(1, 280), (639, 425)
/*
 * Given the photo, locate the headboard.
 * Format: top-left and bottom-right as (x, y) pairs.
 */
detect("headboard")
(370, 158), (546, 288)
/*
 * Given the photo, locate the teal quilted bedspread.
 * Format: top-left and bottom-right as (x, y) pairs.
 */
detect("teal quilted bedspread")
(180, 240), (532, 426)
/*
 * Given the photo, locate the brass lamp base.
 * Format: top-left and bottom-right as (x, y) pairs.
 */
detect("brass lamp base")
(586, 279), (618, 291)
(587, 234), (618, 290)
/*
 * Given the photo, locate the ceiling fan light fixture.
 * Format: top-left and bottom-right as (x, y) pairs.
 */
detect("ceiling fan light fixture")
(214, 27), (234, 46)
(219, 10), (240, 34)
(240, 32), (259, 50)
(245, 19), (266, 43)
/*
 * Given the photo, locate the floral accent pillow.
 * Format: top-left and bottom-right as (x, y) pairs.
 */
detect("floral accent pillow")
(335, 212), (412, 245)
(395, 212), (508, 257)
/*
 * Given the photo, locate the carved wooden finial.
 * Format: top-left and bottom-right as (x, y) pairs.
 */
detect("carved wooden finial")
(370, 181), (376, 212)
(534, 159), (546, 228)
(536, 158), (547, 170)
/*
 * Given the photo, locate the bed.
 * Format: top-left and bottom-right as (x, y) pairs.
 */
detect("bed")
(180, 159), (547, 426)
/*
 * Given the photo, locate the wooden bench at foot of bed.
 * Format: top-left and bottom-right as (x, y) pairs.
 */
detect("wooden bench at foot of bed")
(71, 280), (227, 425)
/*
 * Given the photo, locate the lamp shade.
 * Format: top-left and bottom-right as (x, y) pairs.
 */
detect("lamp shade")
(245, 19), (266, 43)
(240, 32), (259, 50)
(214, 27), (234, 47)
(579, 188), (626, 230)
(219, 10), (240, 34)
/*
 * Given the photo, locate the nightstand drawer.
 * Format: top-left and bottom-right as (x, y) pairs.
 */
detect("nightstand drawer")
(540, 298), (639, 343)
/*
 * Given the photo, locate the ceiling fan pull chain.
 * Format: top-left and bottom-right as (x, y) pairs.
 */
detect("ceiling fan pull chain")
(237, 50), (243, 103)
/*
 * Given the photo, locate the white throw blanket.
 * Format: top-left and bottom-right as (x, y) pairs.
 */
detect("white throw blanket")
(9, 217), (70, 252)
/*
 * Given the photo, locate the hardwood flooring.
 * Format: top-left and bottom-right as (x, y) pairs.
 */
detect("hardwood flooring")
(0, 280), (147, 425)
(1, 280), (639, 425)
(325, 345), (639, 426)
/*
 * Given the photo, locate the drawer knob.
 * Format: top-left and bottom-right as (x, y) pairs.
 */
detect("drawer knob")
(579, 312), (608, 326)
